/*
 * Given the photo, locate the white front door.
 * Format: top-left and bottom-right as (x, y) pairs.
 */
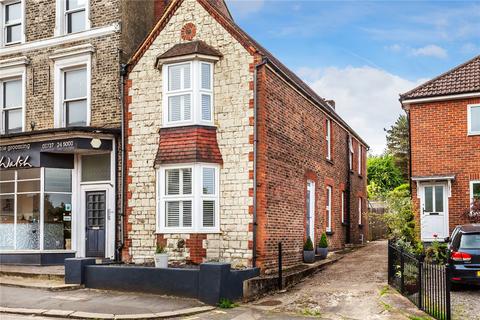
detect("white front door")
(420, 183), (448, 242)
(306, 181), (315, 242)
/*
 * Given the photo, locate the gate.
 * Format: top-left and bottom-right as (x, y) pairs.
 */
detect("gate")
(388, 241), (451, 320)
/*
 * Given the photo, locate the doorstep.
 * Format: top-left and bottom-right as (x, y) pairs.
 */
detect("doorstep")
(0, 264), (65, 280)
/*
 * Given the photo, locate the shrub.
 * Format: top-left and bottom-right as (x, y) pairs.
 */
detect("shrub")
(155, 244), (166, 254)
(425, 238), (448, 264)
(318, 233), (328, 248)
(304, 237), (314, 251)
(463, 199), (480, 223)
(218, 298), (238, 309)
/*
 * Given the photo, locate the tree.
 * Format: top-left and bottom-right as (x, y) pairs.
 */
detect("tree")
(367, 154), (404, 199)
(385, 114), (409, 180)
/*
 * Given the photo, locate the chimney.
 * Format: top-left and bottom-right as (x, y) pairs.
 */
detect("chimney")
(154, 0), (169, 21)
(326, 100), (335, 110)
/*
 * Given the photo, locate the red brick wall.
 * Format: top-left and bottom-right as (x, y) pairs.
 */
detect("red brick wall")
(409, 97), (480, 235)
(255, 65), (367, 273)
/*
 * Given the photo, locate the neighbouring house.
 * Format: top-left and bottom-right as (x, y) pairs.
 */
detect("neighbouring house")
(400, 55), (480, 242)
(0, 0), (163, 265)
(123, 0), (368, 273)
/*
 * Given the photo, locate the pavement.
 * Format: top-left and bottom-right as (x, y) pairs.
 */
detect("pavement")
(451, 285), (480, 320)
(0, 286), (213, 319)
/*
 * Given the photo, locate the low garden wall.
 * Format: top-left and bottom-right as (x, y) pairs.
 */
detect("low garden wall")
(65, 258), (259, 305)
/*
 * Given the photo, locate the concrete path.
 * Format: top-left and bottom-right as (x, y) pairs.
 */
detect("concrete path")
(0, 285), (211, 319)
(451, 285), (480, 320)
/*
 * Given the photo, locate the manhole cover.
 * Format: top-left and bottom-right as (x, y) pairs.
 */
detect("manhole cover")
(255, 300), (283, 306)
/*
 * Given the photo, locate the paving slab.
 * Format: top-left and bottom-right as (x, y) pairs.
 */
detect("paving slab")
(0, 275), (81, 291)
(42, 309), (75, 317)
(70, 311), (116, 319)
(0, 265), (64, 279)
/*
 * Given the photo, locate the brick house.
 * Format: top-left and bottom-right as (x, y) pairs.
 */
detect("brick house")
(400, 55), (480, 242)
(0, 0), (160, 264)
(123, 0), (368, 273)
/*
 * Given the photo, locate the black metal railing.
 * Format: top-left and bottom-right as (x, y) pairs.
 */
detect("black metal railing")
(388, 241), (451, 320)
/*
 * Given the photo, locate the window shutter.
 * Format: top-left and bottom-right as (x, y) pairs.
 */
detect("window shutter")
(168, 96), (181, 122)
(183, 94), (191, 121)
(182, 168), (192, 195)
(183, 200), (192, 227)
(169, 65), (182, 91)
(201, 94), (211, 121)
(166, 169), (180, 195)
(203, 200), (215, 227)
(201, 63), (211, 90)
(183, 64), (191, 89)
(166, 201), (180, 227)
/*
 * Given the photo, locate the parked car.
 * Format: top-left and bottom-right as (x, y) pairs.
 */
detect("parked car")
(445, 224), (480, 285)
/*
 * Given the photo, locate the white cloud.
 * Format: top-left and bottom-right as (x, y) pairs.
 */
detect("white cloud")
(410, 45), (448, 59)
(297, 66), (426, 155)
(227, 0), (264, 17)
(461, 43), (480, 54)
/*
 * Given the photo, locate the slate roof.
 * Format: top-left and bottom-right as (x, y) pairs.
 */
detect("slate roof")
(401, 55), (480, 101)
(156, 40), (222, 66)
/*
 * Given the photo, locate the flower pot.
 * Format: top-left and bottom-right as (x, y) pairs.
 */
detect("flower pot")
(303, 250), (315, 263)
(154, 253), (168, 268)
(316, 247), (328, 260)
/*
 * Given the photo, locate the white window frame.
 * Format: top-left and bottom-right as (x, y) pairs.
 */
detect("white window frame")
(53, 53), (91, 128)
(471, 180), (480, 202)
(358, 197), (363, 225)
(326, 186), (332, 232)
(157, 163), (220, 233)
(358, 143), (362, 175)
(162, 60), (214, 127)
(0, 0), (25, 47)
(341, 191), (345, 224)
(326, 118), (331, 160)
(0, 64), (25, 134)
(467, 104), (480, 136)
(349, 136), (354, 171)
(55, 0), (90, 36)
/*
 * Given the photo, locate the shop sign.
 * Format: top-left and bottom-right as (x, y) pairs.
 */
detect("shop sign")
(0, 155), (33, 169)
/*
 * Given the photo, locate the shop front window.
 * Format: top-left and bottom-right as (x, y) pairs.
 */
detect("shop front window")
(0, 167), (72, 251)
(44, 168), (72, 250)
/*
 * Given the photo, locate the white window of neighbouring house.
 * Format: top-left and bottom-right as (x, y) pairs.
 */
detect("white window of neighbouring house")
(53, 54), (91, 128)
(326, 119), (332, 160)
(326, 186), (332, 232)
(471, 181), (480, 202)
(55, 0), (89, 35)
(468, 104), (480, 135)
(341, 191), (345, 224)
(1, 0), (23, 46)
(358, 144), (362, 175)
(349, 136), (354, 171)
(157, 163), (219, 233)
(1, 76), (24, 134)
(358, 197), (363, 225)
(162, 61), (214, 127)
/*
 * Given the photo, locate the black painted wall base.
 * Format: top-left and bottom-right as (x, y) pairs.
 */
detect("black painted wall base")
(0, 252), (75, 265)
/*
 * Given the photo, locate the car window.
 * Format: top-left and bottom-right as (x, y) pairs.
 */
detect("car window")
(460, 233), (480, 249)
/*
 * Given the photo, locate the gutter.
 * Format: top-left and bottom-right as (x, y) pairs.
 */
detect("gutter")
(252, 57), (268, 268)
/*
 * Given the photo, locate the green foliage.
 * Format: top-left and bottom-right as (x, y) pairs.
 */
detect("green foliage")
(155, 244), (166, 254)
(383, 184), (422, 255)
(300, 308), (322, 317)
(304, 237), (314, 251)
(318, 233), (328, 248)
(367, 154), (405, 199)
(386, 114), (410, 180)
(218, 298), (238, 309)
(425, 239), (448, 264)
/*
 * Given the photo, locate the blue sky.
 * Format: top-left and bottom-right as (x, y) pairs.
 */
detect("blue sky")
(226, 0), (480, 154)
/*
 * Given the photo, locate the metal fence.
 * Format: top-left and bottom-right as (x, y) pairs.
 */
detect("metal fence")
(388, 241), (451, 320)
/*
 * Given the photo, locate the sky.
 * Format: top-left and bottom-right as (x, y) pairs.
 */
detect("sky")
(226, 0), (480, 154)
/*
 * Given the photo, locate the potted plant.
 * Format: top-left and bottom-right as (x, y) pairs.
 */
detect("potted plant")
(317, 232), (328, 259)
(154, 244), (168, 268)
(303, 237), (315, 263)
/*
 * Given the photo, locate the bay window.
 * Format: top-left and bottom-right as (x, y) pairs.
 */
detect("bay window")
(158, 164), (219, 233)
(163, 61), (213, 126)
(1, 77), (23, 134)
(468, 104), (480, 135)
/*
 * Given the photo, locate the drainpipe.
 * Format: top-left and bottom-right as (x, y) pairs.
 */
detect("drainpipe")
(116, 62), (127, 261)
(345, 135), (352, 244)
(252, 57), (268, 268)
(407, 109), (412, 194)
